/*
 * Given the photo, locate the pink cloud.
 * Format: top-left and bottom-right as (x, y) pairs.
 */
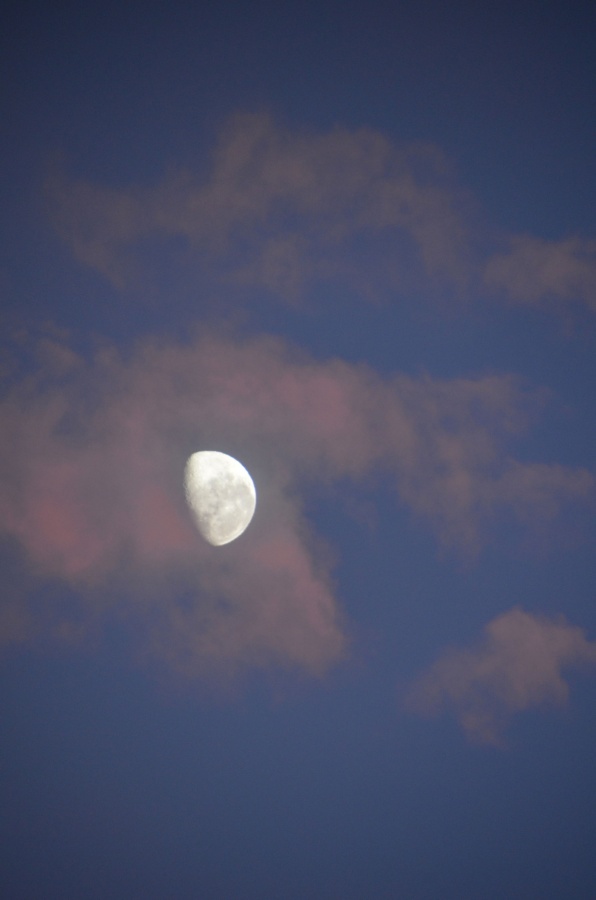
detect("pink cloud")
(47, 113), (473, 301)
(405, 608), (596, 745)
(0, 330), (592, 676)
(47, 114), (596, 320)
(485, 234), (596, 312)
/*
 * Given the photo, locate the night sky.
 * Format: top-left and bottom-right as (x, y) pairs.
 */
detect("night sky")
(2, 2), (596, 898)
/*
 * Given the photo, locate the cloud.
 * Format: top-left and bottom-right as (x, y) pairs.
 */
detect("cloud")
(47, 113), (596, 319)
(0, 330), (592, 677)
(47, 112), (473, 301)
(485, 234), (596, 312)
(405, 608), (596, 745)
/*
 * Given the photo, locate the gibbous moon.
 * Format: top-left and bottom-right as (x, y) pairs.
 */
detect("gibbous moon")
(184, 451), (257, 546)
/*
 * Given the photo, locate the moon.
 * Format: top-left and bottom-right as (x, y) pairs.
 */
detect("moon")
(184, 451), (257, 546)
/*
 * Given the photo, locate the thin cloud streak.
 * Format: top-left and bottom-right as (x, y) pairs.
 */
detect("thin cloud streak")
(485, 234), (596, 312)
(47, 113), (474, 300)
(405, 608), (596, 745)
(0, 329), (593, 679)
(47, 113), (596, 316)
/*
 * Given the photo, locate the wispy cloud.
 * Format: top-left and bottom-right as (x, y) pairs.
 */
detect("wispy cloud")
(0, 329), (592, 677)
(485, 234), (596, 312)
(47, 112), (473, 301)
(47, 113), (596, 318)
(405, 608), (596, 745)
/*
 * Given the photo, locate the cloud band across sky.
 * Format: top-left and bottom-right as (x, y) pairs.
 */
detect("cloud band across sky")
(47, 113), (596, 316)
(0, 328), (592, 679)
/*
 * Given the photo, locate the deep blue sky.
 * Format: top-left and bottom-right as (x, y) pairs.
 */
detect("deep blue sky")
(2, 2), (596, 898)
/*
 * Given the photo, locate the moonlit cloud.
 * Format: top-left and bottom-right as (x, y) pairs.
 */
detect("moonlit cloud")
(0, 328), (592, 678)
(405, 608), (596, 745)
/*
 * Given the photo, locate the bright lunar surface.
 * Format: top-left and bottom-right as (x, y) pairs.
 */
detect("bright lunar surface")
(184, 451), (257, 546)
